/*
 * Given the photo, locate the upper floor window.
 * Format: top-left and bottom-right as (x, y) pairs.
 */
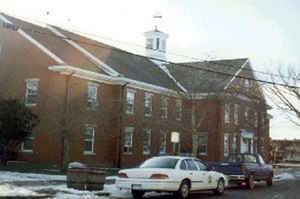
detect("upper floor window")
(244, 107), (249, 123)
(156, 38), (160, 49)
(144, 93), (152, 117)
(87, 83), (98, 108)
(146, 38), (153, 49)
(21, 135), (34, 152)
(176, 99), (182, 121)
(126, 89), (135, 114)
(244, 79), (250, 88)
(143, 128), (151, 155)
(198, 133), (208, 155)
(224, 103), (230, 123)
(25, 79), (39, 106)
(254, 112), (258, 127)
(123, 127), (134, 154)
(84, 125), (95, 154)
(234, 104), (239, 125)
(161, 97), (168, 119)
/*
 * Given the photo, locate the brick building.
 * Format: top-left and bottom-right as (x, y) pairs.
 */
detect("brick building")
(0, 13), (271, 168)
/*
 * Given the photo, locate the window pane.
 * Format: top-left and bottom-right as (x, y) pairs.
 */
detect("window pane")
(140, 157), (178, 169)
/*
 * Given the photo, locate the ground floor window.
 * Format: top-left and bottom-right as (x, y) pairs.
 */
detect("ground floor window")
(198, 133), (208, 155)
(123, 127), (134, 154)
(159, 131), (167, 154)
(143, 129), (151, 155)
(232, 136), (238, 153)
(224, 133), (230, 156)
(21, 136), (34, 152)
(84, 125), (95, 154)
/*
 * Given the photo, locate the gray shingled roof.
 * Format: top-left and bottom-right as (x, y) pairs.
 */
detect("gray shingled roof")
(165, 58), (248, 93)
(2, 14), (181, 92)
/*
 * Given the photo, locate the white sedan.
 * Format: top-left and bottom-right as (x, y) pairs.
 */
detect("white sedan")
(116, 156), (228, 199)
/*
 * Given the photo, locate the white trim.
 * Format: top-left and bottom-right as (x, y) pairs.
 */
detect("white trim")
(47, 25), (120, 77)
(0, 14), (65, 64)
(48, 65), (180, 97)
(224, 59), (249, 90)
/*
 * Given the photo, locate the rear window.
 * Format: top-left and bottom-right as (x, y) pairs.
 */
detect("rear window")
(227, 154), (243, 163)
(140, 158), (179, 169)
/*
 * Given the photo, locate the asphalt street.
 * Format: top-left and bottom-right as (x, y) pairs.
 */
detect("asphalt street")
(143, 168), (300, 199)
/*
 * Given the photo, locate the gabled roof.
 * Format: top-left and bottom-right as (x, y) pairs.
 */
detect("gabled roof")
(0, 13), (181, 92)
(166, 58), (248, 93)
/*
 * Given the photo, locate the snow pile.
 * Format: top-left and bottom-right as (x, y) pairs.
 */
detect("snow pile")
(273, 173), (296, 181)
(68, 162), (87, 169)
(0, 171), (66, 182)
(0, 183), (46, 197)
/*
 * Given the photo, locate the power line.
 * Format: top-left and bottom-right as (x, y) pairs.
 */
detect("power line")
(2, 20), (300, 90)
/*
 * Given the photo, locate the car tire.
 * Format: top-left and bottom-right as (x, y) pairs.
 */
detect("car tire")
(176, 180), (190, 199)
(266, 175), (273, 186)
(214, 178), (225, 195)
(246, 175), (255, 190)
(131, 190), (144, 199)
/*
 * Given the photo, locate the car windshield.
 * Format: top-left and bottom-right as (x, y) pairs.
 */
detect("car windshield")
(226, 154), (243, 163)
(140, 157), (179, 169)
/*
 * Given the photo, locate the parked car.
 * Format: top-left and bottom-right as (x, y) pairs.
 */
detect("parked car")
(207, 153), (273, 189)
(116, 156), (228, 199)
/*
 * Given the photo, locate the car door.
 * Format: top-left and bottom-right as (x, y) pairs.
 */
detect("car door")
(194, 160), (212, 189)
(184, 159), (203, 191)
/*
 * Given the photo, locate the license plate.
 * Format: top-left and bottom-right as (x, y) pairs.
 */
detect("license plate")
(132, 184), (142, 190)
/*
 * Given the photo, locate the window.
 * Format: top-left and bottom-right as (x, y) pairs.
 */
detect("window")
(244, 107), (249, 123)
(87, 83), (98, 108)
(176, 99), (182, 120)
(146, 38), (153, 49)
(194, 160), (207, 170)
(156, 38), (160, 49)
(224, 133), (230, 156)
(144, 93), (152, 117)
(140, 157), (179, 169)
(254, 112), (258, 127)
(180, 160), (187, 170)
(159, 131), (167, 154)
(123, 127), (134, 154)
(244, 154), (257, 163)
(126, 89), (135, 114)
(234, 104), (239, 125)
(22, 136), (34, 152)
(84, 125), (95, 154)
(143, 129), (151, 155)
(25, 79), (39, 106)
(161, 39), (166, 51)
(161, 97), (168, 119)
(232, 136), (238, 153)
(198, 134), (208, 155)
(185, 159), (198, 170)
(244, 79), (250, 88)
(224, 103), (230, 123)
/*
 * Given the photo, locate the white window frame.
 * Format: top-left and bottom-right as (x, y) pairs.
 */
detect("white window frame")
(123, 127), (134, 154)
(87, 82), (99, 107)
(176, 99), (182, 121)
(143, 129), (151, 155)
(224, 133), (230, 156)
(159, 131), (167, 154)
(232, 136), (238, 153)
(25, 78), (39, 106)
(244, 107), (249, 123)
(84, 125), (96, 155)
(21, 136), (34, 153)
(146, 38), (153, 49)
(224, 103), (230, 123)
(161, 97), (168, 119)
(234, 104), (239, 125)
(144, 93), (152, 117)
(198, 133), (208, 155)
(126, 89), (136, 114)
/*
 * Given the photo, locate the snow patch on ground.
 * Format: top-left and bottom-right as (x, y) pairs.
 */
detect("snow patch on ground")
(0, 171), (66, 182)
(273, 172), (296, 181)
(0, 183), (46, 197)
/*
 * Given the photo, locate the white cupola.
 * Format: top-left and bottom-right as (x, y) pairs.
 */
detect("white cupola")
(144, 13), (168, 61)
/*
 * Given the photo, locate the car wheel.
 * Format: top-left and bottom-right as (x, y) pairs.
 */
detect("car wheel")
(246, 175), (255, 190)
(266, 175), (273, 186)
(176, 180), (190, 199)
(214, 178), (225, 195)
(131, 190), (144, 199)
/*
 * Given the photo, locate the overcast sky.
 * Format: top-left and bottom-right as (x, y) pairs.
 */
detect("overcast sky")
(1, 0), (300, 139)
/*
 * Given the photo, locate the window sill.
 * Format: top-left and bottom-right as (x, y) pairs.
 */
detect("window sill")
(25, 104), (37, 107)
(143, 152), (150, 156)
(123, 153), (133, 155)
(21, 150), (33, 153)
(145, 114), (152, 117)
(199, 153), (208, 156)
(84, 152), (96, 155)
(126, 111), (134, 115)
